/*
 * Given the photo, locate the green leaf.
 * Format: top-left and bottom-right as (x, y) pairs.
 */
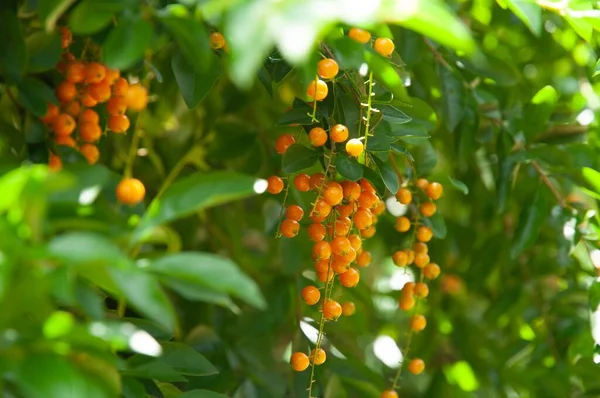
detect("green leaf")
(385, 122), (429, 138)
(26, 31), (62, 73)
(506, 0), (542, 36)
(582, 167), (600, 196)
(179, 390), (229, 398)
(510, 185), (551, 258)
(68, 0), (125, 35)
(160, 278), (238, 310)
(413, 140), (438, 176)
(38, 0), (76, 32)
(110, 267), (177, 332)
(172, 51), (221, 109)
(379, 105), (411, 124)
(47, 232), (126, 266)
(448, 177), (469, 194)
(361, 167), (386, 196)
(282, 144), (321, 173)
(147, 252), (266, 309)
(17, 77), (57, 117)
(365, 51), (411, 106)
(437, 63), (466, 132)
(134, 171), (260, 241)
(161, 342), (218, 376)
(336, 154), (363, 181)
(590, 280), (600, 309)
(276, 107), (315, 126)
(366, 134), (394, 152)
(423, 212), (447, 239)
(330, 37), (366, 69)
(0, 10), (25, 81)
(593, 59), (600, 78)
(522, 85), (558, 140)
(371, 155), (399, 194)
(160, 15), (211, 73)
(122, 355), (187, 382)
(102, 17), (153, 70)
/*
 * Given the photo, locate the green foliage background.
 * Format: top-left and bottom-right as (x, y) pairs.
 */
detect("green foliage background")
(1, 0), (600, 397)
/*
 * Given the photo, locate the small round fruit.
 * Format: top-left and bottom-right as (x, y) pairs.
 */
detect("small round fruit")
(360, 226), (376, 239)
(399, 294), (415, 311)
(349, 27), (371, 43)
(280, 218), (300, 238)
(79, 122), (102, 142)
(48, 153), (62, 171)
(317, 58), (339, 80)
(416, 178), (429, 191)
(103, 68), (120, 85)
(414, 242), (428, 254)
(323, 181), (343, 206)
(310, 348), (326, 365)
(416, 226), (433, 242)
(348, 234), (362, 251)
(85, 62), (106, 84)
(309, 127), (327, 147)
(301, 286), (321, 306)
(395, 216), (411, 232)
(396, 188), (412, 205)
(266, 176), (284, 194)
(330, 124), (349, 143)
(358, 191), (379, 209)
(275, 134), (295, 154)
(341, 181), (361, 201)
(60, 27), (72, 49)
(308, 223), (326, 242)
(374, 37), (395, 57)
(426, 182), (444, 200)
(81, 94), (98, 107)
(88, 82), (111, 103)
(52, 113), (76, 136)
(410, 314), (427, 332)
(356, 250), (371, 267)
(323, 299), (342, 321)
(405, 249), (415, 265)
(420, 202), (436, 217)
(113, 78), (129, 96)
(402, 282), (415, 296)
(310, 198), (332, 222)
(54, 135), (76, 148)
(294, 173), (310, 192)
(79, 143), (100, 165)
(337, 202), (356, 218)
(340, 268), (360, 287)
(306, 79), (328, 101)
(408, 358), (425, 375)
(424, 263), (441, 280)
(317, 268), (334, 283)
(392, 250), (408, 267)
(209, 32), (226, 49)
(414, 252), (430, 268)
(353, 208), (373, 229)
(290, 352), (310, 372)
(63, 100), (81, 117)
(309, 173), (325, 190)
(414, 282), (429, 298)
(342, 302), (356, 316)
(116, 178), (146, 205)
(331, 236), (351, 256)
(65, 61), (85, 83)
(346, 139), (364, 157)
(312, 241), (332, 260)
(381, 390), (399, 398)
(108, 114), (130, 133)
(56, 81), (77, 102)
(126, 83), (148, 112)
(286, 205), (304, 221)
(41, 103), (59, 124)
(107, 96), (127, 115)
(334, 217), (351, 236)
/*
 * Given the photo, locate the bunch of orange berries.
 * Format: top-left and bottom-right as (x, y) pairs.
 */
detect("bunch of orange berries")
(40, 27), (148, 171)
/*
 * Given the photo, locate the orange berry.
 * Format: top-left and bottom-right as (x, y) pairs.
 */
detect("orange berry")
(79, 109), (99, 124)
(358, 191), (379, 209)
(113, 78), (129, 96)
(81, 93), (98, 108)
(309, 173), (325, 190)
(294, 173), (310, 192)
(408, 358), (425, 375)
(341, 181), (361, 201)
(290, 352), (310, 372)
(52, 113), (76, 136)
(395, 216), (411, 232)
(116, 178), (145, 206)
(416, 226), (433, 242)
(392, 250), (408, 267)
(88, 82), (112, 103)
(79, 122), (102, 142)
(54, 135), (76, 148)
(60, 27), (72, 49)
(399, 295), (415, 311)
(341, 302), (356, 316)
(348, 234), (362, 251)
(312, 241), (332, 260)
(310, 348), (326, 365)
(396, 188), (412, 205)
(85, 62), (106, 84)
(413, 242), (428, 254)
(323, 299), (342, 321)
(309, 127), (327, 147)
(337, 202), (356, 218)
(317, 58), (339, 80)
(331, 256), (349, 274)
(65, 61), (85, 83)
(79, 143), (100, 165)
(381, 390), (399, 398)
(330, 124), (348, 143)
(275, 134), (296, 154)
(402, 282), (415, 296)
(63, 100), (81, 117)
(104, 68), (120, 85)
(405, 249), (415, 265)
(420, 202), (436, 217)
(346, 138), (364, 157)
(424, 263), (441, 280)
(106, 96), (127, 115)
(342, 247), (357, 263)
(310, 198), (332, 222)
(360, 178), (376, 193)
(56, 81), (77, 102)
(416, 178), (429, 191)
(126, 83), (148, 112)
(41, 103), (59, 124)
(353, 208), (372, 229)
(286, 205), (304, 221)
(314, 258), (330, 273)
(331, 236), (351, 256)
(323, 181), (343, 206)
(426, 182), (444, 200)
(340, 267), (360, 287)
(308, 223), (326, 242)
(356, 250), (371, 267)
(360, 226), (376, 239)
(373, 201), (386, 215)
(410, 314), (427, 332)
(266, 176), (284, 194)
(301, 286), (321, 305)
(349, 28), (371, 44)
(108, 114), (130, 133)
(306, 79), (328, 101)
(209, 32), (226, 50)
(317, 268), (335, 283)
(280, 218), (300, 238)
(48, 153), (62, 171)
(374, 37), (395, 57)
(334, 217), (351, 236)
(414, 252), (430, 268)
(414, 282), (429, 298)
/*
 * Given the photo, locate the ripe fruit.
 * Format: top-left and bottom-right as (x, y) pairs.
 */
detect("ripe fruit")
(60, 27), (72, 49)
(311, 198), (332, 221)
(301, 286), (321, 305)
(280, 218), (300, 238)
(48, 153), (62, 171)
(104, 68), (120, 85)
(294, 173), (310, 191)
(442, 274), (463, 295)
(342, 302), (356, 316)
(309, 127), (328, 147)
(331, 236), (351, 255)
(107, 96), (127, 115)
(41, 103), (59, 124)
(341, 181), (361, 201)
(56, 81), (76, 102)
(52, 114), (76, 136)
(114, 78), (129, 96)
(310, 348), (326, 365)
(399, 294), (415, 311)
(116, 178), (146, 205)
(410, 315), (427, 332)
(396, 188), (412, 205)
(420, 201), (436, 217)
(209, 32), (226, 49)
(340, 268), (360, 287)
(286, 205), (304, 221)
(126, 83), (148, 112)
(356, 250), (371, 267)
(108, 114), (130, 133)
(323, 299), (342, 321)
(306, 79), (328, 101)
(65, 61), (85, 83)
(88, 82), (111, 102)
(354, 209), (373, 229)
(360, 226), (376, 239)
(426, 182), (444, 200)
(63, 100), (81, 117)
(414, 242), (428, 254)
(414, 282), (429, 298)
(81, 94), (98, 107)
(312, 241), (332, 260)
(80, 109), (99, 124)
(414, 253), (430, 268)
(54, 135), (76, 148)
(381, 390), (399, 398)
(405, 249), (415, 265)
(346, 139), (364, 157)
(323, 181), (343, 206)
(349, 28), (371, 43)
(408, 358), (425, 375)
(85, 62), (106, 84)
(424, 263), (441, 279)
(79, 144), (100, 165)
(348, 234), (362, 251)
(332, 256), (349, 274)
(358, 191), (379, 209)
(416, 178), (429, 191)
(392, 250), (408, 267)
(309, 173), (325, 190)
(266, 176), (284, 194)
(308, 223), (326, 242)
(80, 122), (102, 142)
(275, 134), (295, 154)
(374, 37), (395, 57)
(317, 58), (339, 80)
(395, 216), (411, 232)
(317, 268), (334, 283)
(334, 217), (351, 236)
(290, 352), (310, 372)
(403, 282), (415, 295)
(416, 226), (433, 242)
(330, 124), (349, 143)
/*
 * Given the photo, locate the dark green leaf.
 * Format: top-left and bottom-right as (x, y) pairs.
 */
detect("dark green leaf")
(160, 15), (211, 73)
(437, 63), (466, 132)
(172, 51), (221, 109)
(38, 0), (76, 32)
(331, 37), (366, 69)
(26, 31), (62, 73)
(68, 0), (125, 35)
(364, 51), (411, 106)
(281, 144), (320, 173)
(590, 280), (600, 309)
(161, 277), (237, 309)
(102, 17), (153, 70)
(379, 105), (411, 124)
(276, 107), (314, 126)
(17, 77), (57, 117)
(423, 212), (447, 239)
(161, 342), (218, 376)
(122, 355), (187, 382)
(413, 140), (438, 176)
(179, 390), (229, 398)
(361, 167), (386, 196)
(336, 154), (363, 181)
(371, 155), (399, 194)
(366, 134), (394, 152)
(510, 184), (551, 258)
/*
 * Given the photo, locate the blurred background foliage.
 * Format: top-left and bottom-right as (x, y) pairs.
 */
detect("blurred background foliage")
(1, 0), (600, 397)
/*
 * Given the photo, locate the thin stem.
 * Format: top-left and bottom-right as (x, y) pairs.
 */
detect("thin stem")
(275, 177), (293, 238)
(363, 71), (374, 165)
(423, 38), (452, 70)
(117, 297), (126, 317)
(123, 113), (144, 179)
(531, 161), (567, 208)
(310, 75), (319, 122)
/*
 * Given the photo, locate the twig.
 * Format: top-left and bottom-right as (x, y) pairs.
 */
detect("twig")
(423, 39), (452, 70)
(530, 161), (566, 208)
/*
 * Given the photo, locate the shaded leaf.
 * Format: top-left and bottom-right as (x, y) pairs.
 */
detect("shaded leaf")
(282, 144), (320, 173)
(371, 155), (399, 193)
(172, 51), (221, 109)
(102, 17), (153, 70)
(26, 31), (62, 73)
(68, 0), (125, 34)
(38, 0), (76, 32)
(160, 15), (211, 73)
(180, 390), (229, 398)
(364, 51), (411, 106)
(17, 77), (57, 117)
(161, 342), (218, 376)
(506, 0), (542, 36)
(380, 105), (411, 124)
(510, 184), (551, 258)
(336, 154), (363, 181)
(437, 63), (466, 132)
(448, 177), (469, 194)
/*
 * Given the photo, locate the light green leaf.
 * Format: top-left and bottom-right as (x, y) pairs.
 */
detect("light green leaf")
(161, 342), (218, 376)
(38, 0), (77, 32)
(160, 277), (238, 310)
(172, 51), (221, 109)
(593, 59), (600, 78)
(68, 0), (125, 35)
(47, 232), (125, 266)
(102, 17), (153, 70)
(522, 85), (558, 140)
(282, 144), (321, 173)
(505, 0), (542, 36)
(380, 105), (412, 124)
(448, 177), (469, 194)
(365, 51), (411, 106)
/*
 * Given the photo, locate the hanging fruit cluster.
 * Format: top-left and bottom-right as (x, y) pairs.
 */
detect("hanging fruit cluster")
(265, 26), (444, 397)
